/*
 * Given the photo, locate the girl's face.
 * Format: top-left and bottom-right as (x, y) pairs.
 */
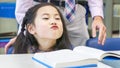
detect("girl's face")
(29, 6), (63, 40)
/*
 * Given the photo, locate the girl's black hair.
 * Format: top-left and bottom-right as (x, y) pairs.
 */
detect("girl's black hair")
(13, 3), (73, 54)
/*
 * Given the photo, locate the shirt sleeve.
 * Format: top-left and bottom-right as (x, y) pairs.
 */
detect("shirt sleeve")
(15, 0), (103, 23)
(87, 0), (104, 18)
(15, 0), (34, 34)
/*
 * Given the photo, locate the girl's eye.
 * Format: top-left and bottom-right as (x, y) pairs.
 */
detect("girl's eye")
(43, 17), (49, 20)
(55, 17), (60, 20)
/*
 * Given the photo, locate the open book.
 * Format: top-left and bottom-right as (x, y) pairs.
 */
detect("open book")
(32, 46), (120, 68)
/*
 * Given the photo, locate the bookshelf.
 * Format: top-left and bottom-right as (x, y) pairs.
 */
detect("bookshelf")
(0, 2), (17, 38)
(0, 1), (16, 54)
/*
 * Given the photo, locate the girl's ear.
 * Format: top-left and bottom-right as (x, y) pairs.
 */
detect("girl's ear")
(27, 24), (36, 34)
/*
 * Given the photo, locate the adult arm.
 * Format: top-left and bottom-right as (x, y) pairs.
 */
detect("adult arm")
(88, 0), (106, 45)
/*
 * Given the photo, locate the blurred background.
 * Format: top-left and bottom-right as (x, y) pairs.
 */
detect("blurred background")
(0, 0), (120, 54)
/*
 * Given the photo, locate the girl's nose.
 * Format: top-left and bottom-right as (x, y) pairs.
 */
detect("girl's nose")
(51, 22), (56, 25)
(50, 19), (57, 25)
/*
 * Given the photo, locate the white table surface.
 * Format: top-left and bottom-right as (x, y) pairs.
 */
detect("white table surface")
(0, 54), (98, 68)
(0, 54), (113, 68)
(0, 54), (46, 68)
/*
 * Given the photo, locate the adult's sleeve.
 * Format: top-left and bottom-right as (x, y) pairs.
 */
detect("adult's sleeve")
(15, 0), (34, 34)
(87, 0), (104, 18)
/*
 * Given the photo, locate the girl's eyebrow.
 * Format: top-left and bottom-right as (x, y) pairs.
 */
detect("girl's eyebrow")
(42, 13), (59, 16)
(42, 13), (49, 16)
(55, 14), (59, 16)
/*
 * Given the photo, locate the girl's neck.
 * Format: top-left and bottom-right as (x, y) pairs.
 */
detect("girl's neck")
(37, 38), (56, 51)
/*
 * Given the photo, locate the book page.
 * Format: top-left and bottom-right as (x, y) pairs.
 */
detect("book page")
(102, 51), (120, 58)
(34, 49), (92, 63)
(73, 46), (106, 60)
(106, 51), (120, 55)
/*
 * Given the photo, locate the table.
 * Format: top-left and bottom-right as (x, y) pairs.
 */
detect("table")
(0, 54), (46, 68)
(0, 54), (119, 68)
(0, 54), (98, 68)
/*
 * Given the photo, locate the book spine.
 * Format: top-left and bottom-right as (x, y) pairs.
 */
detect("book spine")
(0, 2), (15, 18)
(0, 38), (10, 48)
(0, 39), (10, 42)
(66, 64), (97, 68)
(32, 57), (53, 68)
(0, 42), (8, 48)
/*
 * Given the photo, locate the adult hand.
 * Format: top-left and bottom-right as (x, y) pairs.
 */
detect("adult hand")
(4, 37), (17, 54)
(92, 16), (106, 45)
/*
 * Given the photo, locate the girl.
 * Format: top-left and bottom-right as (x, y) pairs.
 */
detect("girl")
(13, 3), (72, 53)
